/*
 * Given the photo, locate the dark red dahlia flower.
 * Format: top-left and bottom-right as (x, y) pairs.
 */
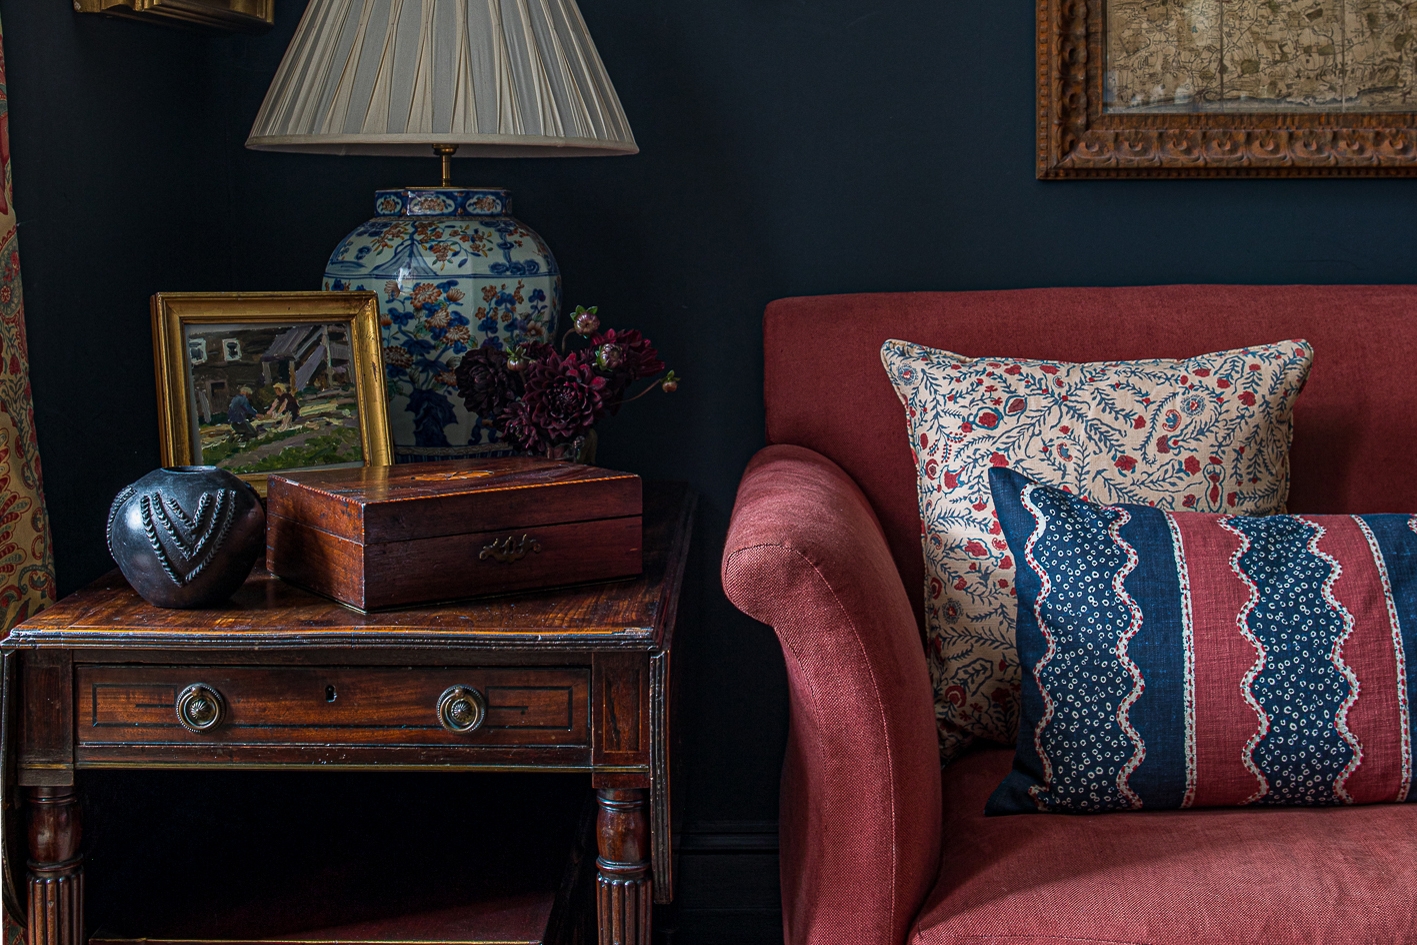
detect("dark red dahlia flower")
(590, 328), (665, 411)
(519, 351), (608, 446)
(453, 345), (521, 420)
(498, 399), (547, 453)
(591, 329), (665, 381)
(520, 341), (558, 363)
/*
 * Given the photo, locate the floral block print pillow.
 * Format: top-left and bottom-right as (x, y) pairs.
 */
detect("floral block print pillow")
(987, 466), (1417, 815)
(881, 338), (1314, 764)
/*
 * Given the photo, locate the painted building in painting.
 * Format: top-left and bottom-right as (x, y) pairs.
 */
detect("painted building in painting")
(187, 324), (353, 422)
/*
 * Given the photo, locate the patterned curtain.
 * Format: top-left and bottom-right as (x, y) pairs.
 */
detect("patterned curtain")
(0, 12), (50, 941)
(0, 13), (53, 636)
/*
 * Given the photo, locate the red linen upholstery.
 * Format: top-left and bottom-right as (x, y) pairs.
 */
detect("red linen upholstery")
(721, 445), (942, 945)
(731, 286), (1417, 945)
(913, 747), (1417, 944)
(766, 286), (1417, 627)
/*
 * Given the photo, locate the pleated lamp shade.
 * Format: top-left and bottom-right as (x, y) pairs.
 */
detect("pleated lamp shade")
(246, 0), (638, 158)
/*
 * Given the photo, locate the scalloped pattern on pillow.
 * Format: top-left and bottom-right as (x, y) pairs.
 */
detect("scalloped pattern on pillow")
(987, 465), (1417, 815)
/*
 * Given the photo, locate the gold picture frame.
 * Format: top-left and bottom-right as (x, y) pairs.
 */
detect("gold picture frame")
(1038, 0), (1417, 178)
(151, 292), (392, 497)
(74, 0), (273, 34)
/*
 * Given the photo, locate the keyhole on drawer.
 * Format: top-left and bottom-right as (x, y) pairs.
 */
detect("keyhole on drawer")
(325, 685), (337, 703)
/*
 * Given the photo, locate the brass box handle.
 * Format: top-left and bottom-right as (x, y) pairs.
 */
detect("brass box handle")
(176, 683), (226, 733)
(479, 534), (541, 564)
(437, 685), (487, 734)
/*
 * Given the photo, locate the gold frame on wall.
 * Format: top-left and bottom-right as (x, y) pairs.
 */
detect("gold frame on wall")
(73, 0), (272, 34)
(151, 292), (393, 497)
(1038, 0), (1417, 178)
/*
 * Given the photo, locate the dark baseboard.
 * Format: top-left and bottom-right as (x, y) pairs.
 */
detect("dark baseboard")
(657, 821), (781, 945)
(676, 820), (780, 854)
(656, 908), (782, 945)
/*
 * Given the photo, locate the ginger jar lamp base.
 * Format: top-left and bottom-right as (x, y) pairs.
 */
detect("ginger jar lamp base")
(324, 187), (560, 464)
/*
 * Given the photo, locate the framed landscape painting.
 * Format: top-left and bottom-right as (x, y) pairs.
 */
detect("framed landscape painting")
(151, 292), (392, 496)
(1038, 0), (1417, 177)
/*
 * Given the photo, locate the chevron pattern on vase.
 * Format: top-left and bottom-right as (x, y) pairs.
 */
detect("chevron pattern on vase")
(137, 488), (238, 587)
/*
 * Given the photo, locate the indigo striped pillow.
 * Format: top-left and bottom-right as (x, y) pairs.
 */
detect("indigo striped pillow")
(987, 465), (1417, 815)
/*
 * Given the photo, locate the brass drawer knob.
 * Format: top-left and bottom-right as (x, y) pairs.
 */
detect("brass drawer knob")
(176, 683), (226, 733)
(437, 685), (486, 733)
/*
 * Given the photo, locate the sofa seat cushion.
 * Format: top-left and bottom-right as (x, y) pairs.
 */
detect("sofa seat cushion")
(913, 747), (1417, 945)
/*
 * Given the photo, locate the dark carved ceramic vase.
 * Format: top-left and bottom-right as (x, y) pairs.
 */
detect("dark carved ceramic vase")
(107, 466), (266, 608)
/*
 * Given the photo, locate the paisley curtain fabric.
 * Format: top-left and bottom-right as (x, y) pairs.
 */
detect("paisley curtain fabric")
(0, 17), (51, 940)
(0, 16), (54, 633)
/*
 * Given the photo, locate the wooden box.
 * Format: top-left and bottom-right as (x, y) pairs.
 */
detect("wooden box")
(266, 458), (642, 611)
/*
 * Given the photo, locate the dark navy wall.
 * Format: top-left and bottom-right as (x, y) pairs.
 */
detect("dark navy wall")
(0, 6), (229, 603)
(3, 0), (1416, 936)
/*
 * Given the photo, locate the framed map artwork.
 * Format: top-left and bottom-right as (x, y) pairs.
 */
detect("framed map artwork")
(1038, 0), (1417, 176)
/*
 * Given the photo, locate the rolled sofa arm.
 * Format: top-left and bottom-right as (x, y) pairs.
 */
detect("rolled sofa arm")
(722, 445), (942, 945)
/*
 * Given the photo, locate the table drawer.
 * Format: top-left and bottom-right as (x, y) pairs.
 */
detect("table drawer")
(75, 665), (590, 752)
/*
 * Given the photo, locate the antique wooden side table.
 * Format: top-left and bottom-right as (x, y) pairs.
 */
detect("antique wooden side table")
(0, 482), (693, 945)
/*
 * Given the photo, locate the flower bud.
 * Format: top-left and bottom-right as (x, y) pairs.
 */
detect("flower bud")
(661, 370), (679, 393)
(597, 343), (625, 370)
(506, 350), (528, 372)
(573, 305), (600, 335)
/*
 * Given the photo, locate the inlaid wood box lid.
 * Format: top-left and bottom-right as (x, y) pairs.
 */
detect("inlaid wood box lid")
(265, 458), (643, 611)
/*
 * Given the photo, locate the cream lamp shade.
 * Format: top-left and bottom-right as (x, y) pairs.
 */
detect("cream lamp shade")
(246, 0), (638, 158)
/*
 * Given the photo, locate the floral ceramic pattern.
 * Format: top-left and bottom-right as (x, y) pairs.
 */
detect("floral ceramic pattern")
(325, 187), (559, 462)
(881, 338), (1313, 763)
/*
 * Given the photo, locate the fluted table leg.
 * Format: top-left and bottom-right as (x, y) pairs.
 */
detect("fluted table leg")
(26, 786), (82, 945)
(595, 788), (650, 945)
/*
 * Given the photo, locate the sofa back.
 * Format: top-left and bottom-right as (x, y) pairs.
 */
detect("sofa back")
(764, 285), (1417, 623)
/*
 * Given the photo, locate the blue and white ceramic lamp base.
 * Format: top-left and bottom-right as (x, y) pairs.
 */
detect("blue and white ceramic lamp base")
(324, 187), (560, 463)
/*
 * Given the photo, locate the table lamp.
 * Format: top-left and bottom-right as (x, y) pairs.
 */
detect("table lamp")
(246, 0), (638, 463)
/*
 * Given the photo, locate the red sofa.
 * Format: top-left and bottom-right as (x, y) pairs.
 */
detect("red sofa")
(721, 286), (1417, 945)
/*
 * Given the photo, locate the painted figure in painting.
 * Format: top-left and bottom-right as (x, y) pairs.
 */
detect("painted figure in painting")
(265, 382), (300, 432)
(227, 386), (258, 439)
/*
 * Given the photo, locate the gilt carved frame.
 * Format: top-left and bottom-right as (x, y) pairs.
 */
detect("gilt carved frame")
(151, 291), (393, 498)
(1038, 0), (1417, 178)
